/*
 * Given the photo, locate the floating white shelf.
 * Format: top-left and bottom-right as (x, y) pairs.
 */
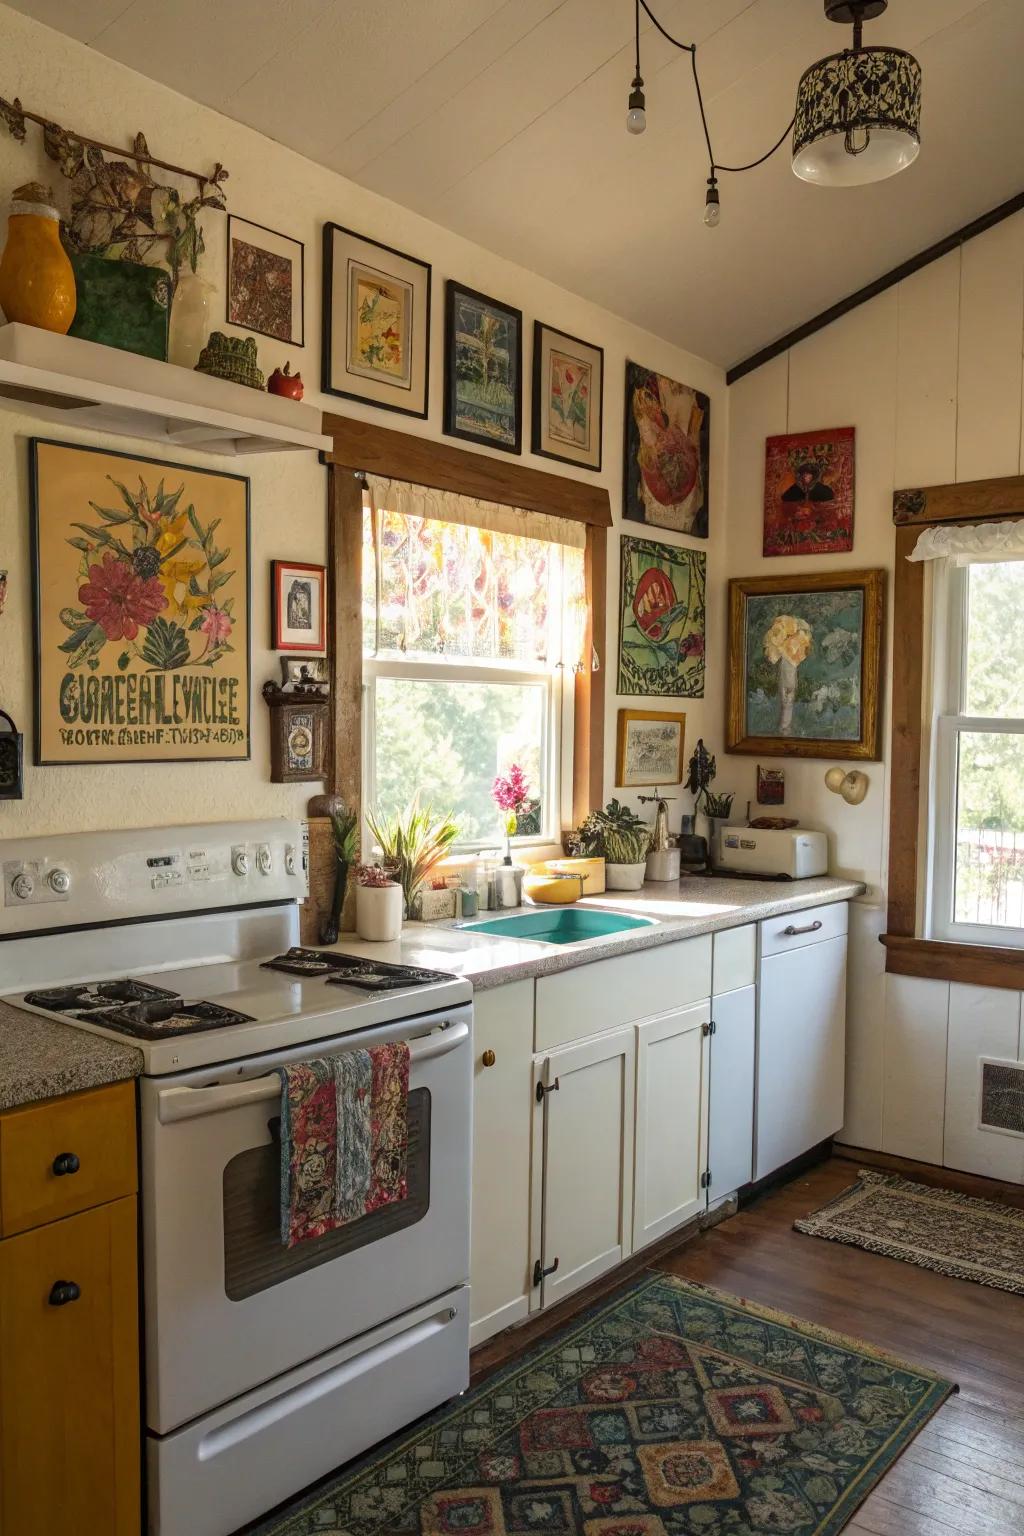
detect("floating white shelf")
(0, 324), (331, 456)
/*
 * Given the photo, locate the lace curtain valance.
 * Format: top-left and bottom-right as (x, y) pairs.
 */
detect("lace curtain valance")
(364, 474), (587, 550)
(907, 519), (1024, 563)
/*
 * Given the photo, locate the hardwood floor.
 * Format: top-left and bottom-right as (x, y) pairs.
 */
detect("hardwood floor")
(474, 1154), (1024, 1536)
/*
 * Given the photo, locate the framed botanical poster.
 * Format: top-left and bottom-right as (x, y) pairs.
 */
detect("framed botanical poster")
(726, 569), (885, 760)
(30, 439), (250, 765)
(617, 535), (706, 698)
(322, 223), (431, 418)
(227, 215), (304, 346)
(444, 280), (522, 453)
(763, 426), (855, 557)
(616, 708), (686, 788)
(624, 361), (710, 538)
(531, 321), (603, 471)
(271, 560), (326, 652)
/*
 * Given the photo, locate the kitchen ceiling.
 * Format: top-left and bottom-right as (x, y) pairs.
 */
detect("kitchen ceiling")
(7, 0), (1023, 368)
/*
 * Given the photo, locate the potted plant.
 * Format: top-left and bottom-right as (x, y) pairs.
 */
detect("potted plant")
(365, 800), (461, 919)
(319, 803), (358, 945)
(354, 863), (403, 942)
(685, 740), (734, 866)
(491, 763), (533, 865)
(590, 799), (652, 890)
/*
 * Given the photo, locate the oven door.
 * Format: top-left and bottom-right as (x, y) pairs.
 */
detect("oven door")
(140, 1004), (472, 1434)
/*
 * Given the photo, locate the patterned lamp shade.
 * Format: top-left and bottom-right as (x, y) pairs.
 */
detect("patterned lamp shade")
(793, 44), (922, 186)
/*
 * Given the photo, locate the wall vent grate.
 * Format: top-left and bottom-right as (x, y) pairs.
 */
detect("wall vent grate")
(980, 1060), (1024, 1137)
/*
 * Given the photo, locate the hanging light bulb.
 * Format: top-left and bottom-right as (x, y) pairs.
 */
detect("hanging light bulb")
(703, 177), (720, 227)
(626, 74), (647, 135)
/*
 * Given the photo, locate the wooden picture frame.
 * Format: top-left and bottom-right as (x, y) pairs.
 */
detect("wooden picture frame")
(226, 214), (304, 346)
(727, 569), (884, 760)
(271, 560), (327, 652)
(531, 321), (603, 472)
(616, 708), (686, 788)
(443, 280), (522, 454)
(321, 223), (431, 419)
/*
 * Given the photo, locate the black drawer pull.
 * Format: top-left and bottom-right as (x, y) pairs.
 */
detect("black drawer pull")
(52, 1152), (80, 1177)
(48, 1280), (81, 1307)
(782, 920), (823, 937)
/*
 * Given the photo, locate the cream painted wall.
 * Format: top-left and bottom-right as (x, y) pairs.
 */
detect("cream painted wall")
(726, 211), (1024, 1155)
(0, 3), (726, 840)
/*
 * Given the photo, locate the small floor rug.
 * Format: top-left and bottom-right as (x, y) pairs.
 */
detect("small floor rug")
(249, 1271), (952, 1536)
(795, 1167), (1024, 1294)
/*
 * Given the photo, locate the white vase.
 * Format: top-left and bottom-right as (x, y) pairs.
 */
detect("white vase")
(778, 656), (798, 735)
(355, 882), (403, 942)
(605, 862), (646, 890)
(168, 272), (212, 369)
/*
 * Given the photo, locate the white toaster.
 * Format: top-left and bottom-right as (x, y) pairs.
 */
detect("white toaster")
(717, 826), (828, 879)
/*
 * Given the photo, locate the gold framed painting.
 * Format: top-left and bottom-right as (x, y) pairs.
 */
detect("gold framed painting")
(616, 709), (686, 788)
(726, 569), (885, 760)
(30, 439), (250, 765)
(321, 222), (431, 418)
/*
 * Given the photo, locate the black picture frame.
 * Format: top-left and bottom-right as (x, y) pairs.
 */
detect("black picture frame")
(443, 279), (523, 454)
(321, 222), (431, 420)
(531, 319), (604, 473)
(226, 214), (305, 347)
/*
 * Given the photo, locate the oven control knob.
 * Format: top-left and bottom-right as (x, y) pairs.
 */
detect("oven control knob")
(231, 848), (250, 877)
(47, 868), (71, 895)
(256, 845), (273, 876)
(11, 872), (33, 901)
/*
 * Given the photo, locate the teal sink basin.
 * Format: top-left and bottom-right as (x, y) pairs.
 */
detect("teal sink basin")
(463, 908), (655, 945)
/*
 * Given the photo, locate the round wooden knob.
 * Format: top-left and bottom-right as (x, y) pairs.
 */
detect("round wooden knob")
(481, 1049), (496, 1067)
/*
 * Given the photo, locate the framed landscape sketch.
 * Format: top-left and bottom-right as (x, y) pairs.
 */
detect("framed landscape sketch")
(532, 321), (603, 471)
(227, 215), (303, 346)
(624, 362), (710, 538)
(617, 535), (706, 698)
(444, 280), (522, 453)
(616, 708), (686, 788)
(271, 561), (326, 653)
(322, 223), (431, 418)
(763, 426), (855, 557)
(30, 439), (250, 765)
(726, 569), (885, 760)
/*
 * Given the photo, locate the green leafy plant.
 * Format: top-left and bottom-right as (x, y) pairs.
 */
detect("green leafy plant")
(578, 798), (652, 866)
(366, 801), (460, 917)
(329, 804), (359, 866)
(703, 789), (735, 819)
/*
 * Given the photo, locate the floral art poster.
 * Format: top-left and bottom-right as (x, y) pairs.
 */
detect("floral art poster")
(31, 439), (250, 765)
(617, 535), (705, 698)
(763, 426), (855, 556)
(624, 362), (710, 538)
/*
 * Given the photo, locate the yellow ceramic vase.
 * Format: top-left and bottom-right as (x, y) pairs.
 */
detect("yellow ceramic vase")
(0, 181), (76, 333)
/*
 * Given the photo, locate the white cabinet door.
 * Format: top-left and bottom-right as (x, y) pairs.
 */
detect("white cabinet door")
(633, 1002), (710, 1251)
(470, 981), (535, 1346)
(708, 984), (755, 1200)
(535, 1026), (635, 1308)
(755, 935), (847, 1180)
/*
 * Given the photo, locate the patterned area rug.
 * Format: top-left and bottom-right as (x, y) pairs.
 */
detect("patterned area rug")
(795, 1167), (1024, 1294)
(249, 1272), (952, 1536)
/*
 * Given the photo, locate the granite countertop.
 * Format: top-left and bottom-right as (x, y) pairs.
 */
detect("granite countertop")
(327, 874), (865, 991)
(0, 998), (143, 1113)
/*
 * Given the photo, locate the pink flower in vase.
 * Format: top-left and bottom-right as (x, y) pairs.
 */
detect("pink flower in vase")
(492, 763), (531, 862)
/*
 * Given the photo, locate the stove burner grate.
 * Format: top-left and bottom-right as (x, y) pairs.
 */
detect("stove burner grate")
(261, 948), (456, 991)
(97, 998), (256, 1040)
(23, 978), (179, 1015)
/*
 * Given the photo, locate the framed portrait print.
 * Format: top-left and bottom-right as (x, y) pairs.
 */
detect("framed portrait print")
(624, 361), (710, 538)
(30, 438), (251, 765)
(727, 569), (885, 760)
(531, 321), (603, 471)
(444, 280), (522, 453)
(616, 709), (686, 788)
(227, 215), (304, 346)
(322, 223), (431, 418)
(271, 561), (327, 653)
(617, 535), (705, 698)
(763, 426), (855, 557)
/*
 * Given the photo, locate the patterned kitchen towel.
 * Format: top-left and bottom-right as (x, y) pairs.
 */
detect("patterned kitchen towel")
(278, 1041), (410, 1247)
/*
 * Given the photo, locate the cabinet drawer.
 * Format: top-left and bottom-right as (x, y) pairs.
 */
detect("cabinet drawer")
(535, 937), (712, 1051)
(759, 901), (848, 958)
(712, 924), (756, 993)
(0, 1080), (137, 1237)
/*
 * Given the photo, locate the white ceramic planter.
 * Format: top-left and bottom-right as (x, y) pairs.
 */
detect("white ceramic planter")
(355, 881), (403, 942)
(605, 862), (647, 890)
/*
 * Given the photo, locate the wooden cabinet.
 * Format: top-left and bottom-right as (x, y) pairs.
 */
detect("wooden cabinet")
(633, 1002), (710, 1250)
(0, 1083), (140, 1536)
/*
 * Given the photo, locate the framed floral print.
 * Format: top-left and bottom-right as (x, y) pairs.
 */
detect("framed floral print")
(30, 438), (250, 765)
(321, 223), (431, 418)
(763, 426), (855, 556)
(616, 708), (686, 788)
(227, 215), (304, 346)
(444, 280), (522, 453)
(271, 560), (327, 653)
(617, 535), (706, 698)
(531, 321), (603, 471)
(624, 361), (710, 538)
(726, 569), (885, 760)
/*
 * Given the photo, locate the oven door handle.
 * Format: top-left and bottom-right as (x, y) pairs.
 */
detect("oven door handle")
(156, 1019), (470, 1124)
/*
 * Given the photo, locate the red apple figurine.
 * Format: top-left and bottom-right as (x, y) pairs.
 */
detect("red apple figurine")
(267, 362), (304, 400)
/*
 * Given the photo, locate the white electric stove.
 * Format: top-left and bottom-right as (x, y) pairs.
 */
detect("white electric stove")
(0, 820), (474, 1536)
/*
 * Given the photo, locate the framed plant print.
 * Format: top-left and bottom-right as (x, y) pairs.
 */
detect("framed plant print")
(30, 438), (250, 765)
(624, 361), (710, 538)
(227, 215), (304, 346)
(444, 280), (522, 453)
(531, 321), (603, 471)
(271, 560), (326, 653)
(617, 535), (705, 698)
(322, 223), (431, 418)
(763, 426), (855, 557)
(727, 569), (885, 760)
(616, 708), (686, 788)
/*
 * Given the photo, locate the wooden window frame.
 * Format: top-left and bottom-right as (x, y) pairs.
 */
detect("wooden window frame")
(884, 472), (1024, 989)
(321, 414), (612, 838)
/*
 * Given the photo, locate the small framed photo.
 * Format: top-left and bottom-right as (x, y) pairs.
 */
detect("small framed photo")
(616, 708), (687, 788)
(444, 280), (522, 453)
(271, 561), (327, 653)
(532, 322), (603, 472)
(322, 223), (431, 418)
(227, 215), (304, 346)
(280, 656), (328, 692)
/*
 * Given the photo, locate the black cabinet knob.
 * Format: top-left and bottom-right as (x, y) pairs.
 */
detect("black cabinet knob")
(48, 1280), (81, 1307)
(52, 1152), (80, 1177)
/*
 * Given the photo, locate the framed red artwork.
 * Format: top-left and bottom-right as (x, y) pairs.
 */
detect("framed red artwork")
(271, 560), (327, 652)
(763, 426), (855, 557)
